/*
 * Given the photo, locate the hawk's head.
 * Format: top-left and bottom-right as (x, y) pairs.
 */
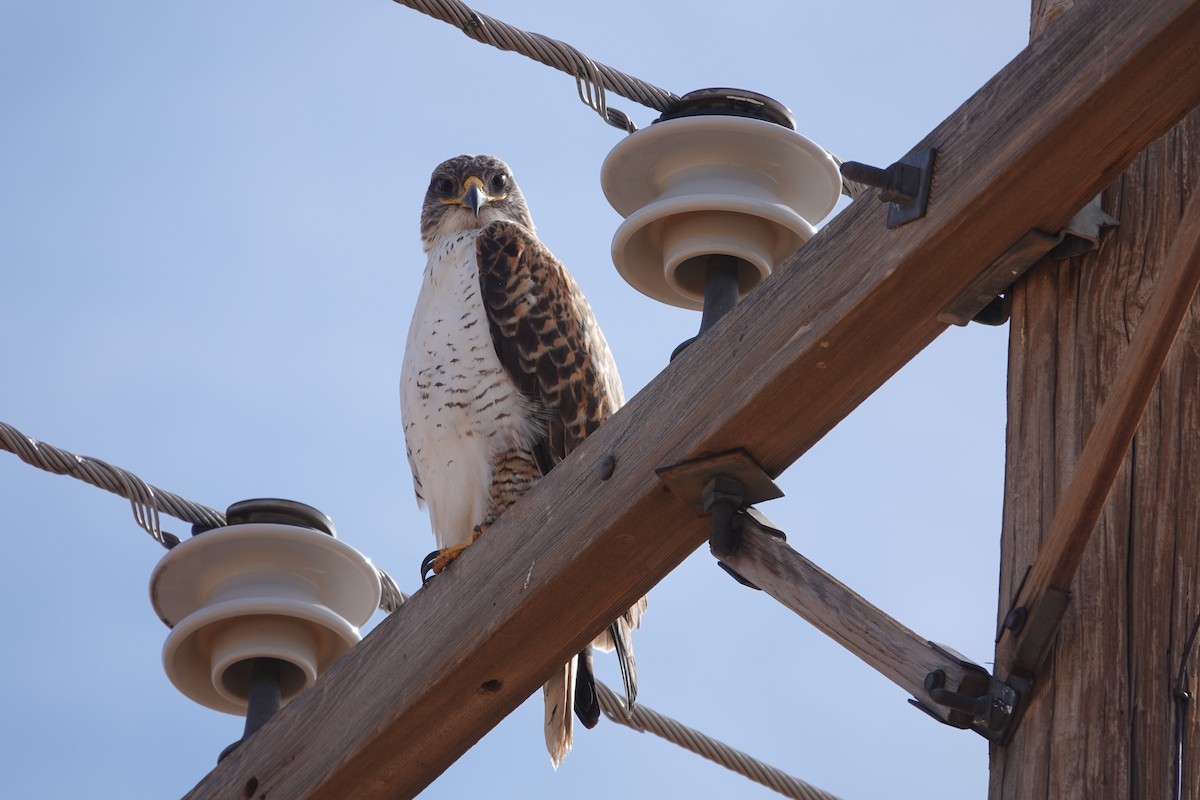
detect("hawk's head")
(419, 154), (535, 253)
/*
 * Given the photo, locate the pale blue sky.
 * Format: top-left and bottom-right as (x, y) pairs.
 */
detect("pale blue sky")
(1, 2), (1028, 797)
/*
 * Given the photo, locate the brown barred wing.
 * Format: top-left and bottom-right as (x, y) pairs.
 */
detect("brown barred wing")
(476, 220), (621, 473)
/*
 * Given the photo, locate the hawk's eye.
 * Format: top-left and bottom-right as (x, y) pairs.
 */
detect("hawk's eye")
(432, 177), (455, 196)
(490, 173), (509, 193)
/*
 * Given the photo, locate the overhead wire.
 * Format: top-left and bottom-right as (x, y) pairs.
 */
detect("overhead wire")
(390, 0), (681, 131)
(0, 419), (408, 612)
(1173, 612), (1200, 800)
(597, 682), (843, 800)
(390, 0), (866, 200)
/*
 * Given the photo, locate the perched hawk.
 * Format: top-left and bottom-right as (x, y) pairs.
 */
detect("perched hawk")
(400, 154), (645, 767)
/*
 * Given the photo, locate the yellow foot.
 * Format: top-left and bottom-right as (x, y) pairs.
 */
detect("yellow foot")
(421, 524), (493, 583)
(421, 543), (469, 583)
(431, 543), (469, 574)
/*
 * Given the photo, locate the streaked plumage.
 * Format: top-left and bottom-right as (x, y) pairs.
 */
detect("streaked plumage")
(400, 154), (645, 767)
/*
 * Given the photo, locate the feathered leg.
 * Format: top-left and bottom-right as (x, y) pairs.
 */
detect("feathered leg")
(488, 448), (540, 521)
(420, 448), (539, 582)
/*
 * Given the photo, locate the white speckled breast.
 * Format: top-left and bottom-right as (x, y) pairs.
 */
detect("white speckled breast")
(400, 231), (539, 549)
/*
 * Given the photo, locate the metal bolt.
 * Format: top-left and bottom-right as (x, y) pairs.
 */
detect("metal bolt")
(840, 161), (891, 189)
(925, 669), (947, 693)
(840, 160), (921, 204)
(1003, 606), (1028, 635)
(599, 455), (616, 481)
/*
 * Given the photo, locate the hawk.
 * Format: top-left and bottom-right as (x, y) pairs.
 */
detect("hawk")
(400, 154), (645, 767)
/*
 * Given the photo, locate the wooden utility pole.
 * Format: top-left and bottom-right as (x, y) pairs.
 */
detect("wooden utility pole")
(991, 3), (1200, 798)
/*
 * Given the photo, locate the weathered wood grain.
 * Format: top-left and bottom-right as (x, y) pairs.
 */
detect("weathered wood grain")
(184, 0), (1200, 797)
(720, 515), (989, 727)
(991, 5), (1200, 794)
(993, 110), (1200, 800)
(997, 163), (1200, 677)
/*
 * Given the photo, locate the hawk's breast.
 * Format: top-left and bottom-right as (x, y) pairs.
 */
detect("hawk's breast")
(400, 231), (539, 549)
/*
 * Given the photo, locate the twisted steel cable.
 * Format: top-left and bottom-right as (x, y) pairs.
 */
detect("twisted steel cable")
(0, 419), (407, 612)
(391, 0), (681, 130)
(597, 682), (843, 800)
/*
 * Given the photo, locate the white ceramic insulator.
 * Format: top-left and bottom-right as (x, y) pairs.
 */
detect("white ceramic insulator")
(601, 115), (842, 310)
(149, 523), (381, 715)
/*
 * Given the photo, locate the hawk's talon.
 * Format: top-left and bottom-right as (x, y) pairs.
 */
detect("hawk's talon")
(420, 543), (471, 584)
(420, 550), (441, 585)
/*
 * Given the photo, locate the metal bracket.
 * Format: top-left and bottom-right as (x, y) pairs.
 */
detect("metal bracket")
(939, 195), (1120, 326)
(657, 449), (784, 586)
(713, 507), (787, 589)
(656, 449), (784, 516)
(840, 148), (937, 229)
(909, 642), (1028, 743)
(1006, 586), (1073, 677)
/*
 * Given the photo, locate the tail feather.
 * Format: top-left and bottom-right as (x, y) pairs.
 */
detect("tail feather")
(543, 658), (576, 769)
(589, 595), (647, 709)
(590, 596), (647, 651)
(545, 596), (647, 766)
(609, 617), (638, 708)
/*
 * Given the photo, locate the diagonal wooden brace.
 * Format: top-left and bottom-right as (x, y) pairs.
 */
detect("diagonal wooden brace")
(720, 514), (1025, 741)
(996, 176), (1200, 681)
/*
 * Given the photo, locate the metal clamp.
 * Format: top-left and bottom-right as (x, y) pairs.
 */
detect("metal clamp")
(657, 449), (784, 587)
(939, 195), (1120, 326)
(909, 642), (1027, 743)
(840, 148), (937, 229)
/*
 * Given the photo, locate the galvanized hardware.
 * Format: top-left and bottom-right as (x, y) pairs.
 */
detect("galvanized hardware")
(657, 449), (784, 588)
(655, 87), (797, 130)
(656, 449), (784, 515)
(909, 642), (1027, 743)
(224, 497), (336, 535)
(1007, 585), (1073, 677)
(1047, 195), (1121, 260)
(940, 195), (1120, 326)
(703, 474), (745, 557)
(598, 454), (616, 480)
(657, 448), (777, 515)
(840, 148), (937, 228)
(714, 507), (788, 589)
(219, 657), (284, 762)
(670, 254), (743, 361)
(1002, 606), (1028, 636)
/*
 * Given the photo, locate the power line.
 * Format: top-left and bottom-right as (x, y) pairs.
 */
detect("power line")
(0, 419), (407, 612)
(597, 682), (843, 800)
(391, 0), (680, 131)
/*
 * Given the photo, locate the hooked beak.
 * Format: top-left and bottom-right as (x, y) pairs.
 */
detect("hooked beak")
(461, 176), (487, 216)
(445, 175), (490, 216)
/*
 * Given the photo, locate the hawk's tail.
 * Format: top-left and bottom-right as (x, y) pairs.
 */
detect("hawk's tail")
(543, 596), (647, 767)
(543, 658), (576, 769)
